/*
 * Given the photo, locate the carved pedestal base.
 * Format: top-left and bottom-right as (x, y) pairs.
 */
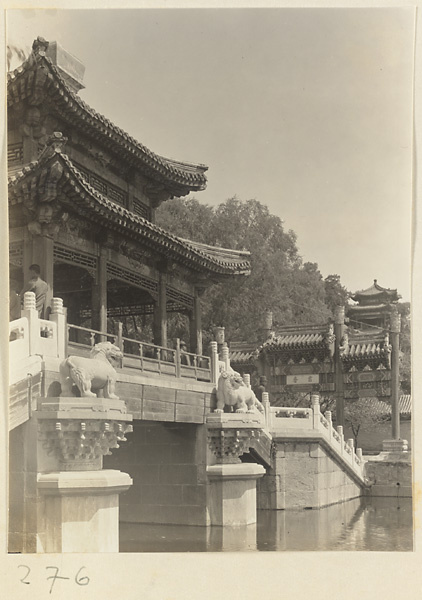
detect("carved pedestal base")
(206, 413), (265, 526)
(34, 397), (133, 552)
(207, 463), (265, 526)
(382, 439), (409, 453)
(37, 470), (132, 552)
(365, 439), (412, 499)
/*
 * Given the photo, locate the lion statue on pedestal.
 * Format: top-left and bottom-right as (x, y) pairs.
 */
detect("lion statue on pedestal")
(215, 370), (265, 414)
(59, 341), (123, 399)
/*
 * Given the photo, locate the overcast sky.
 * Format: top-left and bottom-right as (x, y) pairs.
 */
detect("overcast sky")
(7, 8), (415, 300)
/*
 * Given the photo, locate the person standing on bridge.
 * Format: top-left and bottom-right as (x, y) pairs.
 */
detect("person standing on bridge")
(20, 264), (49, 318)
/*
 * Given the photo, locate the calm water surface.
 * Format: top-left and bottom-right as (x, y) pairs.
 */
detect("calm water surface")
(120, 496), (413, 552)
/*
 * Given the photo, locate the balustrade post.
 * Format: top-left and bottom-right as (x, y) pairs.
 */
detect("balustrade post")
(22, 292), (39, 356)
(209, 341), (219, 384)
(220, 343), (230, 372)
(347, 438), (354, 465)
(325, 410), (333, 442)
(243, 373), (251, 388)
(50, 297), (66, 359)
(356, 448), (363, 460)
(311, 394), (320, 429)
(262, 391), (271, 429)
(337, 425), (344, 456)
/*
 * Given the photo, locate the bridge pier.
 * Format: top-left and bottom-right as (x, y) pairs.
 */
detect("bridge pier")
(258, 439), (363, 510)
(9, 395), (133, 553)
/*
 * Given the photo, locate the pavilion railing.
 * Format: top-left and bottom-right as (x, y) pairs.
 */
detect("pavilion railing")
(67, 323), (211, 382)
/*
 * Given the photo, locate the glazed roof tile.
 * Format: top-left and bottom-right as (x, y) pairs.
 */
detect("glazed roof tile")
(339, 329), (391, 363)
(8, 40), (208, 195)
(261, 324), (333, 351)
(8, 151), (250, 277)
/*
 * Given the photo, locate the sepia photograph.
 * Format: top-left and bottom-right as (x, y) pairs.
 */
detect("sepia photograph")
(4, 3), (416, 571)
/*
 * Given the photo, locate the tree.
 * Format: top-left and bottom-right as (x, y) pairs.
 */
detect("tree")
(156, 196), (331, 344)
(324, 274), (350, 316)
(344, 399), (390, 448)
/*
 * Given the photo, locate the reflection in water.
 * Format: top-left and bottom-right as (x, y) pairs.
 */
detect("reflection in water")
(119, 497), (413, 553)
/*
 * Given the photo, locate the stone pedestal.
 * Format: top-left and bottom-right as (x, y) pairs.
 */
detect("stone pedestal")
(382, 439), (408, 453)
(37, 470), (132, 553)
(207, 463), (265, 526)
(35, 397), (133, 552)
(206, 412), (265, 526)
(365, 440), (411, 498)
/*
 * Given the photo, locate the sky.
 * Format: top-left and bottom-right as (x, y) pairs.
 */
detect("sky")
(6, 7), (415, 300)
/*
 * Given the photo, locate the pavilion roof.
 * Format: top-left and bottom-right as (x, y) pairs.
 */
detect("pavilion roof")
(8, 148), (251, 277)
(351, 280), (400, 304)
(7, 38), (208, 198)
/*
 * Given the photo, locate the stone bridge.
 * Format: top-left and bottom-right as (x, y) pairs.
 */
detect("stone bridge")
(8, 293), (368, 553)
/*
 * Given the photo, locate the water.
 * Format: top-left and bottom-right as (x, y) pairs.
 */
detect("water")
(119, 496), (413, 552)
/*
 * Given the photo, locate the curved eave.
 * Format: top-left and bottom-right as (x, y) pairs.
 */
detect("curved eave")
(8, 52), (208, 195)
(8, 153), (250, 278)
(261, 341), (329, 353)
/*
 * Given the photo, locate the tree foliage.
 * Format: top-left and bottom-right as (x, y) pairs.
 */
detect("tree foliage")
(324, 274), (350, 316)
(156, 196), (338, 344)
(344, 399), (390, 448)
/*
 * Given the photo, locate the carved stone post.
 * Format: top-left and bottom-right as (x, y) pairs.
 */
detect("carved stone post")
(261, 391), (271, 430)
(206, 413), (265, 526)
(49, 297), (66, 359)
(209, 341), (219, 384)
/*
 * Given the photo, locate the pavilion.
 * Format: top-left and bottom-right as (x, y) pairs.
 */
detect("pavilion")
(8, 37), (250, 355)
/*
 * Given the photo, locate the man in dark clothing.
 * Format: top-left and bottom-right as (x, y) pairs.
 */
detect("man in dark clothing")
(20, 264), (49, 318)
(253, 376), (267, 403)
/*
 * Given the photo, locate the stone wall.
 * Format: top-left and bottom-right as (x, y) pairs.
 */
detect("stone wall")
(8, 420), (39, 553)
(364, 454), (412, 498)
(104, 421), (210, 526)
(258, 439), (363, 510)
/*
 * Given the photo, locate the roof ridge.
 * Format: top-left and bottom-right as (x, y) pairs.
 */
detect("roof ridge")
(8, 43), (208, 190)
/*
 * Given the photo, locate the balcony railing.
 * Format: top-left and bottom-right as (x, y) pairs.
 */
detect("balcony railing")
(67, 323), (211, 382)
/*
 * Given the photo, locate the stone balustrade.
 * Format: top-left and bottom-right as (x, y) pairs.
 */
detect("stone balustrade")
(268, 394), (366, 482)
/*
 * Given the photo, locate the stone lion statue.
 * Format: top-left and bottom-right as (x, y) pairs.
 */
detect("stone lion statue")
(215, 370), (265, 414)
(59, 341), (123, 398)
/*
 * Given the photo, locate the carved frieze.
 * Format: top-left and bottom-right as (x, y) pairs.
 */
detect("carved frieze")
(206, 413), (263, 464)
(207, 428), (260, 464)
(38, 418), (133, 471)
